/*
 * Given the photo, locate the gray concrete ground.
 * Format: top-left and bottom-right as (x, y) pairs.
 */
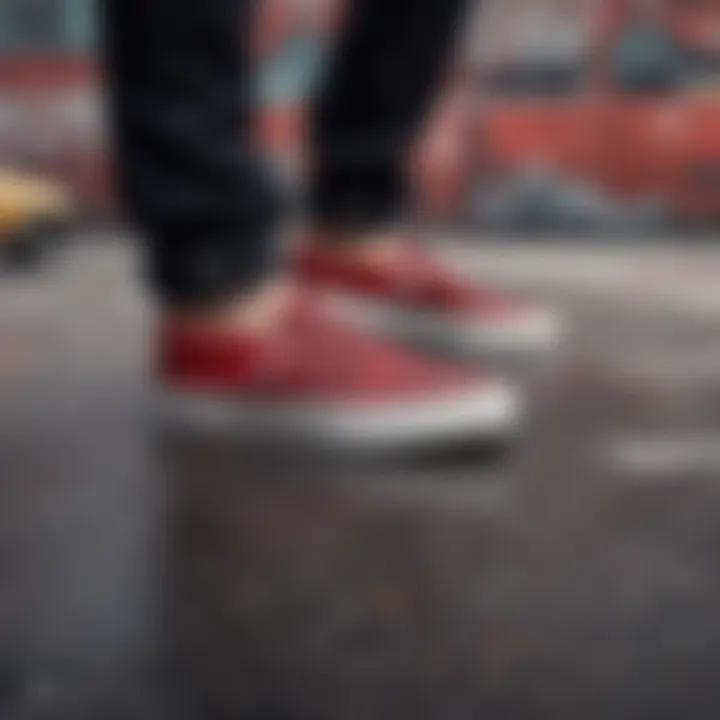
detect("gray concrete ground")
(1, 234), (720, 719)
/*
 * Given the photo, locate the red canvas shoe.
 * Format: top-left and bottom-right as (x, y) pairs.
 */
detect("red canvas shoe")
(158, 291), (521, 449)
(293, 240), (562, 358)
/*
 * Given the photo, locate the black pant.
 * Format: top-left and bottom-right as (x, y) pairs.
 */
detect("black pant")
(102, 0), (466, 305)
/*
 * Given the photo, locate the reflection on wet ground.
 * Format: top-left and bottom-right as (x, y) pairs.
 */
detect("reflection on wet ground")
(2, 239), (720, 718)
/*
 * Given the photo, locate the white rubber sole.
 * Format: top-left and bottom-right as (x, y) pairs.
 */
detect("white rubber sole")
(333, 295), (564, 359)
(159, 379), (522, 451)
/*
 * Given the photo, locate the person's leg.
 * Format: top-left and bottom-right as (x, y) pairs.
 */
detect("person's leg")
(296, 0), (561, 357)
(310, 0), (467, 235)
(101, 0), (519, 444)
(102, 0), (281, 320)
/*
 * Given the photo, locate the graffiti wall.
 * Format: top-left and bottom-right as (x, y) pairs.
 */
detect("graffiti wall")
(2, 0), (720, 232)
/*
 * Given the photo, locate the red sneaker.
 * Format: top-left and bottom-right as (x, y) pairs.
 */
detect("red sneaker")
(158, 291), (521, 449)
(293, 240), (562, 358)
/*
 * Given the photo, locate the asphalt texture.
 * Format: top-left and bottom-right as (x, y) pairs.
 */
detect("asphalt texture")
(1, 235), (720, 719)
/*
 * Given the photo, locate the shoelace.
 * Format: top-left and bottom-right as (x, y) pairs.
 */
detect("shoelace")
(396, 245), (512, 311)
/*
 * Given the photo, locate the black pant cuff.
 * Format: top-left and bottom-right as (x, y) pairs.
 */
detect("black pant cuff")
(309, 165), (406, 231)
(148, 229), (274, 307)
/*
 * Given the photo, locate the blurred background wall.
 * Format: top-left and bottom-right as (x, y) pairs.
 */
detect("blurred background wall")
(1, 0), (720, 234)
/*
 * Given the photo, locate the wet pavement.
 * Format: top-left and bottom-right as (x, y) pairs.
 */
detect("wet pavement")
(2, 236), (720, 719)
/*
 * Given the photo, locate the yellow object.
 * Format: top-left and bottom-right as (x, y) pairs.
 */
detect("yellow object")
(0, 169), (75, 240)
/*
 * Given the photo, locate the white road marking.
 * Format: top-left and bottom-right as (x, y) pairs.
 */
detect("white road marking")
(606, 432), (720, 480)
